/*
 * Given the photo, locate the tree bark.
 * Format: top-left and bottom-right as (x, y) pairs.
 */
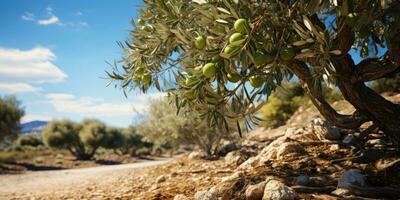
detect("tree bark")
(333, 54), (400, 144)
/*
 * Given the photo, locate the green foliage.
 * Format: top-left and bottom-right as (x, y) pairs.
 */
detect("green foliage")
(137, 98), (232, 156)
(261, 82), (308, 128)
(80, 119), (107, 149)
(102, 127), (125, 150)
(14, 135), (43, 148)
(0, 95), (24, 142)
(119, 126), (151, 155)
(261, 81), (342, 127)
(43, 120), (78, 149)
(372, 73), (400, 93)
(110, 0), (399, 132)
(43, 119), (107, 160)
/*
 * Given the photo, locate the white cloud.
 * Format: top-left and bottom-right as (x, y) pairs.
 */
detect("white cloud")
(0, 47), (67, 84)
(21, 114), (53, 123)
(0, 83), (42, 93)
(45, 92), (166, 117)
(38, 15), (60, 25)
(0, 46), (66, 94)
(21, 12), (35, 21)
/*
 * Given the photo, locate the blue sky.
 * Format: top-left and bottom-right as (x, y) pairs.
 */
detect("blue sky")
(0, 0), (163, 127)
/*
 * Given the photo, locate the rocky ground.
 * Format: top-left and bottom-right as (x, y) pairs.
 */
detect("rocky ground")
(2, 93), (400, 200)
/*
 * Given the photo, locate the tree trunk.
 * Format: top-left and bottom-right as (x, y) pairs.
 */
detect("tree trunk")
(334, 55), (400, 144)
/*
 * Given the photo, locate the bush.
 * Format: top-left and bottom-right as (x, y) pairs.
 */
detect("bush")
(137, 98), (233, 157)
(260, 82), (308, 128)
(14, 135), (43, 149)
(261, 82), (342, 128)
(0, 95), (24, 143)
(120, 126), (152, 156)
(102, 127), (125, 152)
(43, 119), (107, 160)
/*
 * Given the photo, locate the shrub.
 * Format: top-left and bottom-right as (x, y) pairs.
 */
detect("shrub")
(43, 119), (107, 160)
(0, 95), (24, 143)
(260, 82), (308, 128)
(120, 126), (151, 156)
(261, 82), (342, 128)
(137, 98), (233, 157)
(14, 135), (43, 149)
(102, 127), (125, 152)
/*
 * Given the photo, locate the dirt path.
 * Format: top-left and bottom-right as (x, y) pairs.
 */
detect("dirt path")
(0, 159), (173, 200)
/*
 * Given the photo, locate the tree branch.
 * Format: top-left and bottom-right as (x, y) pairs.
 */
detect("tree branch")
(355, 58), (399, 81)
(285, 60), (369, 129)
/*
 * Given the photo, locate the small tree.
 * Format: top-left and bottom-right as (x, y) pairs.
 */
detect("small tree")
(43, 119), (107, 160)
(0, 95), (24, 143)
(102, 127), (125, 154)
(120, 126), (150, 156)
(137, 98), (232, 157)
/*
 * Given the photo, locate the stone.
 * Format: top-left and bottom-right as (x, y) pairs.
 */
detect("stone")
(245, 181), (267, 200)
(331, 188), (351, 196)
(214, 171), (245, 199)
(194, 187), (218, 200)
(156, 175), (166, 183)
(225, 149), (252, 165)
(342, 134), (355, 145)
(294, 175), (310, 186)
(189, 151), (206, 160)
(276, 142), (305, 159)
(263, 178), (297, 200)
(329, 144), (340, 151)
(174, 194), (190, 200)
(337, 169), (366, 189)
(366, 139), (386, 146)
(239, 139), (305, 170)
(311, 118), (342, 140)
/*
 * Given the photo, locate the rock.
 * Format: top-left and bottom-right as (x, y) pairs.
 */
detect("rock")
(245, 181), (266, 200)
(329, 144), (340, 151)
(225, 149), (252, 165)
(263, 178), (297, 200)
(311, 118), (342, 140)
(156, 175), (166, 183)
(331, 188), (351, 196)
(294, 175), (310, 186)
(366, 139), (386, 147)
(189, 151), (206, 160)
(194, 187), (218, 200)
(239, 139), (305, 170)
(276, 141), (305, 159)
(174, 194), (190, 200)
(337, 169), (367, 189)
(214, 171), (245, 199)
(342, 134), (355, 145)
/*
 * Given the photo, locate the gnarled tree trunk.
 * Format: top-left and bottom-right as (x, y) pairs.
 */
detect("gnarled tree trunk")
(286, 24), (400, 146)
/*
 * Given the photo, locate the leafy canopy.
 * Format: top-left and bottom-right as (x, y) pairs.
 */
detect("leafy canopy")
(110, 0), (399, 131)
(0, 95), (24, 142)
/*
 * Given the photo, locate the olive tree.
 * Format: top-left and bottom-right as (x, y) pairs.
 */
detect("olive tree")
(137, 98), (231, 157)
(43, 119), (107, 160)
(119, 126), (151, 155)
(0, 95), (24, 142)
(102, 127), (125, 153)
(110, 0), (400, 146)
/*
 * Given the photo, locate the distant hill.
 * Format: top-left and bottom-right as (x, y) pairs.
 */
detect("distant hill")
(20, 120), (49, 135)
